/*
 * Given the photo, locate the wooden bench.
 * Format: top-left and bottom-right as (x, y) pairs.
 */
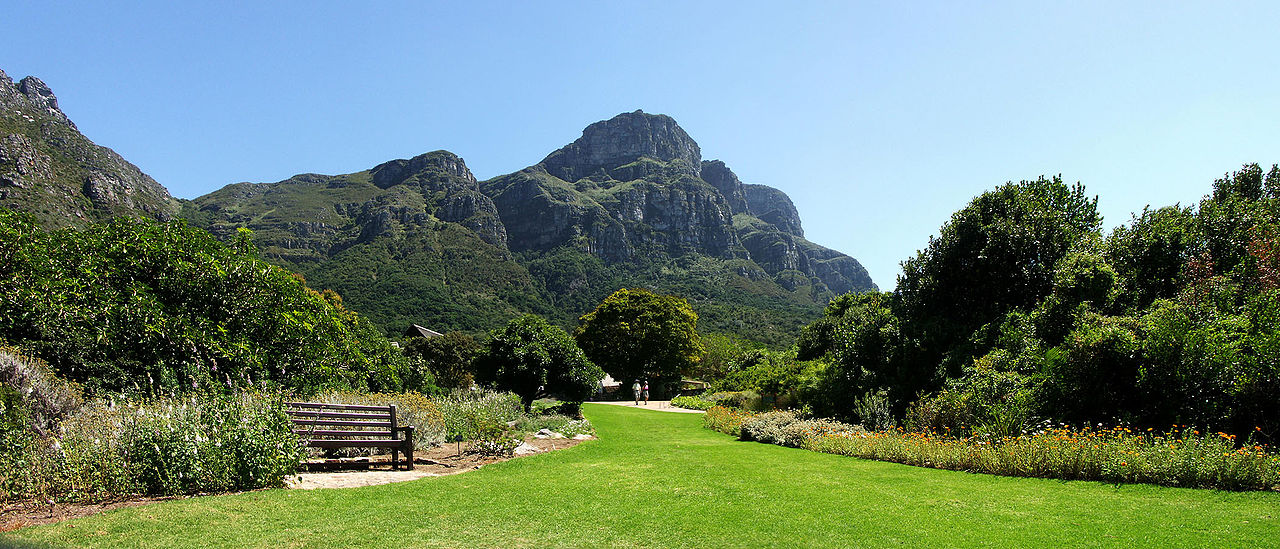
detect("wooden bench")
(286, 402), (415, 470)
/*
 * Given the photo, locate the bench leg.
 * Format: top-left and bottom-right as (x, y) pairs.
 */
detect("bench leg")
(392, 449), (399, 470)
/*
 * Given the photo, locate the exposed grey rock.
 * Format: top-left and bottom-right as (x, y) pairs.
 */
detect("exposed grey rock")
(744, 183), (804, 237)
(371, 150), (477, 190)
(436, 188), (508, 247)
(16, 76), (73, 129)
(700, 159), (749, 214)
(541, 110), (702, 182)
(0, 134), (53, 189)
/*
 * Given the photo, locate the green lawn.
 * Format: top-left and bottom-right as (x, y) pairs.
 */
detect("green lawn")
(7, 404), (1279, 548)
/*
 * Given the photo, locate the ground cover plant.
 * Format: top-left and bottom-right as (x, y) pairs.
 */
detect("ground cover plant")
(6, 404), (1279, 547)
(703, 406), (1280, 491)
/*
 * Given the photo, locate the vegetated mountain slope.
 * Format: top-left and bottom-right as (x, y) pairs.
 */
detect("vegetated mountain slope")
(0, 69), (179, 226)
(186, 111), (877, 345)
(183, 151), (545, 335)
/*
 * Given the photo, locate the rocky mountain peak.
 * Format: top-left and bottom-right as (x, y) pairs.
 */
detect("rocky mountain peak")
(370, 150), (477, 190)
(1, 68), (176, 225)
(540, 110), (702, 181)
(0, 71), (74, 129)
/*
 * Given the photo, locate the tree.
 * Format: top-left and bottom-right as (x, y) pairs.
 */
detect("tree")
(575, 288), (703, 395)
(474, 315), (603, 411)
(895, 176), (1101, 375)
(404, 331), (479, 391)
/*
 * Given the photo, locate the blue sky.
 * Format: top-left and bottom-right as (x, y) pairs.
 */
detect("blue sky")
(4, 1), (1279, 289)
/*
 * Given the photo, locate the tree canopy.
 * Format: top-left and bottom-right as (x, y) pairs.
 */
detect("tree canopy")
(474, 314), (603, 411)
(0, 209), (407, 395)
(575, 288), (703, 391)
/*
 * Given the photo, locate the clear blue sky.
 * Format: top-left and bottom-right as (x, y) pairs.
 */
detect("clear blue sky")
(5, 1), (1279, 289)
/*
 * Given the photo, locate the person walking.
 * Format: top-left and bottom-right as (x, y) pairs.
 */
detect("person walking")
(642, 380), (650, 405)
(632, 380), (641, 405)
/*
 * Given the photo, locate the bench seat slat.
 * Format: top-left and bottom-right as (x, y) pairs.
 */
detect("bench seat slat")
(307, 439), (408, 449)
(292, 419), (394, 428)
(287, 410), (391, 420)
(285, 402), (391, 412)
(294, 429), (394, 437)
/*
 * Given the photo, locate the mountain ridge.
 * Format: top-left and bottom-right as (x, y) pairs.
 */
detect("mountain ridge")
(0, 69), (179, 226)
(0, 71), (874, 345)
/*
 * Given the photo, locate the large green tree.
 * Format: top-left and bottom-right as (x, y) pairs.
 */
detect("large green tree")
(895, 176), (1101, 375)
(574, 288), (703, 394)
(474, 315), (603, 411)
(403, 331), (480, 391)
(0, 209), (406, 395)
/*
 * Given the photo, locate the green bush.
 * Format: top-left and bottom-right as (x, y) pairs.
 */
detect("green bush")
(0, 209), (408, 396)
(472, 418), (520, 456)
(703, 406), (757, 438)
(778, 418), (863, 448)
(435, 390), (523, 442)
(0, 346), (83, 435)
(670, 395), (714, 411)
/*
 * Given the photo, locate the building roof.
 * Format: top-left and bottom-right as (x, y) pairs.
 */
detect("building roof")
(404, 324), (444, 339)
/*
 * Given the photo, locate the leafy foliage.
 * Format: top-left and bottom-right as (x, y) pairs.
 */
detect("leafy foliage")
(0, 209), (408, 395)
(575, 288), (703, 394)
(403, 331), (480, 390)
(799, 166), (1280, 443)
(475, 315), (604, 411)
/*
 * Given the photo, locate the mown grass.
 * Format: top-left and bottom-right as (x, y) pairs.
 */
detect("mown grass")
(6, 404), (1279, 548)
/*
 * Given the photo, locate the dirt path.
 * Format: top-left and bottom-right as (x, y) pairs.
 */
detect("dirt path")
(587, 400), (705, 413)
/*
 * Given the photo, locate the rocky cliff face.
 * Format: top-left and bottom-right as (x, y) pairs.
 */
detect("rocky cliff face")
(484, 110), (874, 295)
(541, 110), (702, 182)
(0, 69), (178, 226)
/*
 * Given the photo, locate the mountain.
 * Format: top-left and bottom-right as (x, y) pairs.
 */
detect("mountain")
(185, 110), (876, 345)
(0, 70), (178, 226)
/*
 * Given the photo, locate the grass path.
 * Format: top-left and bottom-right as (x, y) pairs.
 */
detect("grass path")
(6, 404), (1279, 548)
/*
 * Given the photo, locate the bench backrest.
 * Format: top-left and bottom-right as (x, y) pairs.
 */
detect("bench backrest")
(285, 402), (400, 441)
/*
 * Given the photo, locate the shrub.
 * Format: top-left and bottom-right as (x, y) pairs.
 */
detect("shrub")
(670, 395), (714, 411)
(706, 391), (763, 411)
(740, 410), (800, 444)
(0, 391), (304, 503)
(851, 390), (894, 431)
(780, 418), (863, 449)
(435, 390), (523, 442)
(515, 414), (594, 438)
(472, 419), (520, 456)
(0, 346), (83, 435)
(805, 424), (1280, 491)
(703, 406), (757, 438)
